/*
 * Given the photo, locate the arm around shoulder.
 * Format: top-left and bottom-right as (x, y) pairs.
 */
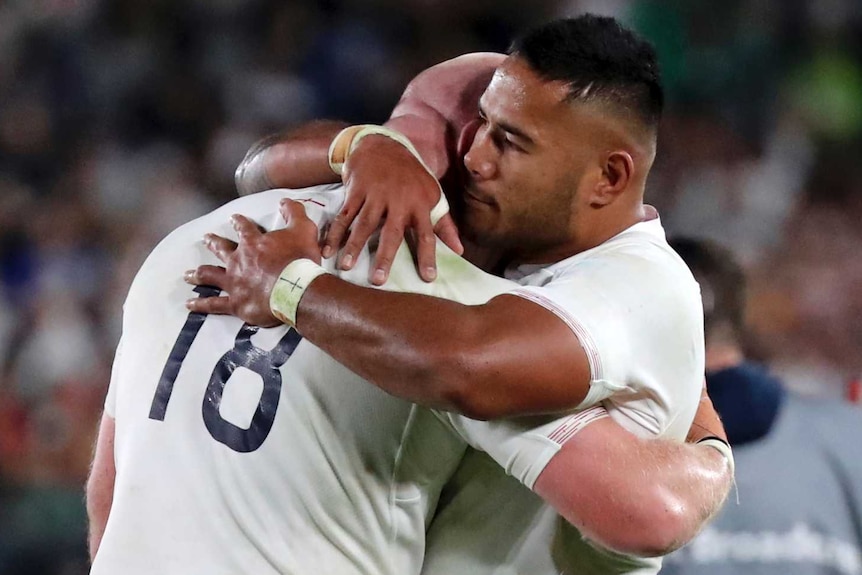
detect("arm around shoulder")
(235, 120), (349, 195)
(234, 52), (504, 195)
(296, 279), (593, 419)
(533, 416), (733, 557)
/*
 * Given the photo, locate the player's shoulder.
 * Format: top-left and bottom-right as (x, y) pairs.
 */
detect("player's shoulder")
(128, 184), (345, 302)
(558, 221), (696, 288)
(157, 184), (345, 251)
(198, 184), (344, 233)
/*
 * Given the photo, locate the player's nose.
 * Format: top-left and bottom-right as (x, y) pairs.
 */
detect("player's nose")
(463, 127), (497, 181)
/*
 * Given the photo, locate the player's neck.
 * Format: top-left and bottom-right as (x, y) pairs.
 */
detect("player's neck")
(508, 201), (648, 266)
(461, 241), (504, 273)
(583, 198), (651, 252)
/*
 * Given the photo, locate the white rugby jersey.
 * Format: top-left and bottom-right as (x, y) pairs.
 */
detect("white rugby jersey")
(94, 184), (703, 575)
(95, 184), (516, 575)
(423, 215), (706, 575)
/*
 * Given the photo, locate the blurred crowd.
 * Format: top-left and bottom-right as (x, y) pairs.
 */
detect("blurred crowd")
(0, 0), (860, 573)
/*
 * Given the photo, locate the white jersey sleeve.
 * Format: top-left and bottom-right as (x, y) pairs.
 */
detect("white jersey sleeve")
(381, 217), (703, 496)
(427, 219), (704, 500)
(507, 219), (705, 440)
(436, 406), (608, 489)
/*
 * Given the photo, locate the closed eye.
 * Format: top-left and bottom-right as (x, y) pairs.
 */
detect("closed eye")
(478, 105), (531, 153)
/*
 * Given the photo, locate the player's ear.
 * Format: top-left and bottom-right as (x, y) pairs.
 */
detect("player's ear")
(591, 150), (633, 207)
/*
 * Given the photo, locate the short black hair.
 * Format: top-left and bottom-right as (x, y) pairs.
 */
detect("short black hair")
(670, 237), (746, 342)
(509, 15), (663, 129)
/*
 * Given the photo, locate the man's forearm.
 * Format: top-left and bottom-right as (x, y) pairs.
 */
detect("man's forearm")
(535, 419), (733, 557)
(294, 274), (590, 420)
(236, 111), (455, 198)
(235, 120), (348, 195)
(87, 414), (116, 563)
(296, 275), (480, 413)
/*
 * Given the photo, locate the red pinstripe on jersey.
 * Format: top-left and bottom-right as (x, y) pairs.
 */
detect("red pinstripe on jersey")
(508, 288), (603, 381)
(547, 405), (609, 446)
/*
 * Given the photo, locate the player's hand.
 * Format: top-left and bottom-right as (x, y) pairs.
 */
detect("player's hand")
(686, 382), (728, 444)
(184, 200), (322, 326)
(322, 136), (463, 286)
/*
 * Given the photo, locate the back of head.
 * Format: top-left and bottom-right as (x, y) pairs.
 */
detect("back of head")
(509, 14), (663, 133)
(670, 237), (746, 346)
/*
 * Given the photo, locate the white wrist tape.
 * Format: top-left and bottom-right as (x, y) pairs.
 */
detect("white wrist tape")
(327, 124), (450, 226)
(429, 192), (449, 226)
(697, 437), (735, 477)
(269, 259), (329, 326)
(330, 125), (428, 176)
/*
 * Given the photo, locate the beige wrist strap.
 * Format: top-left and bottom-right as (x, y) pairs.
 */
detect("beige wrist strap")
(327, 125), (368, 176)
(270, 259), (329, 326)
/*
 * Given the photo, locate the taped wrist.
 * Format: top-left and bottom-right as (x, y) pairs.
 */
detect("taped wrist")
(327, 124), (450, 225)
(270, 259), (329, 326)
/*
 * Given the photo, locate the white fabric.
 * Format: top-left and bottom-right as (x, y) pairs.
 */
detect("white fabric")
(96, 185), (702, 575)
(97, 185), (460, 575)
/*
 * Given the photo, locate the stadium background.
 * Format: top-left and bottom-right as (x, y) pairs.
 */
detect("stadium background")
(0, 0), (860, 572)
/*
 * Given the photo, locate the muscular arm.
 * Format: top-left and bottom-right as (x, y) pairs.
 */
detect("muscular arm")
(190, 211), (589, 420)
(235, 52), (503, 194)
(535, 416), (732, 557)
(235, 120), (348, 194)
(86, 413), (116, 563)
(296, 276), (590, 420)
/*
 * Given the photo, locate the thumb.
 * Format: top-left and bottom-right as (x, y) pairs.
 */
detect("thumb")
(280, 198), (310, 227)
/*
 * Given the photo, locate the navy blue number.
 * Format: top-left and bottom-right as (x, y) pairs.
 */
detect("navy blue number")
(202, 325), (301, 453)
(149, 285), (219, 420)
(149, 285), (302, 453)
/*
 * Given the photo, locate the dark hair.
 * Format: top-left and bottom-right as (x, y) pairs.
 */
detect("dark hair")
(669, 237), (746, 341)
(509, 15), (663, 129)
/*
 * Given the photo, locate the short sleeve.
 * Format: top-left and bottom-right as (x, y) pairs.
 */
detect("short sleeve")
(506, 248), (704, 439)
(508, 258), (638, 410)
(439, 406), (609, 489)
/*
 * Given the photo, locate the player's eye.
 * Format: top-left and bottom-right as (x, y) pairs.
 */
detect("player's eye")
(503, 137), (525, 153)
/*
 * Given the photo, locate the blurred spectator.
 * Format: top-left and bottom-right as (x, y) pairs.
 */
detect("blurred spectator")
(662, 238), (862, 575)
(745, 139), (862, 396)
